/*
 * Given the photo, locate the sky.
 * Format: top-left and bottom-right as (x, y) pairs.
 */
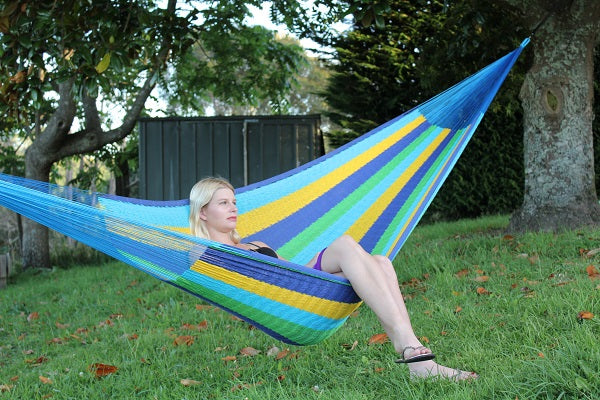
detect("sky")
(245, 2), (345, 57)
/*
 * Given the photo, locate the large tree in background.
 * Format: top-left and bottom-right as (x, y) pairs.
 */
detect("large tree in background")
(1, 0), (192, 269)
(323, 0), (600, 230)
(0, 0), (357, 269)
(502, 0), (600, 232)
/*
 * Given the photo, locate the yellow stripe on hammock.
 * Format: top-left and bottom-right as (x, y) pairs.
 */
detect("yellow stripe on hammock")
(386, 125), (472, 257)
(190, 260), (362, 320)
(346, 127), (452, 241)
(237, 115), (427, 237)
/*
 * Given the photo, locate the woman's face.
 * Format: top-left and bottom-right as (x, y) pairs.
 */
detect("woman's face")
(200, 187), (238, 235)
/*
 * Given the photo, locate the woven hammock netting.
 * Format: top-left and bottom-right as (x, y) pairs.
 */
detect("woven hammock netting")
(0, 39), (528, 345)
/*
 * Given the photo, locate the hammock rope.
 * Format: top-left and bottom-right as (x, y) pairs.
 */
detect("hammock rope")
(0, 38), (528, 345)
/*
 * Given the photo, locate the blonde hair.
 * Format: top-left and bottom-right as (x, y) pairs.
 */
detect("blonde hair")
(189, 177), (241, 244)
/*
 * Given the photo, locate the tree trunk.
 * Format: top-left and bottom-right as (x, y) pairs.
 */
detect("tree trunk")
(22, 153), (52, 269)
(508, 1), (600, 232)
(16, 0), (177, 269)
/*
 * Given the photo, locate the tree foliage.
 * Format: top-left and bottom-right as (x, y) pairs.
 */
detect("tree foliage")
(321, 0), (529, 220)
(323, 0), (447, 146)
(0, 0), (381, 268)
(160, 31), (306, 115)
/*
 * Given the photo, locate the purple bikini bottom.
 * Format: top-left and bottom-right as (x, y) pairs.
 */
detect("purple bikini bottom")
(313, 248), (327, 271)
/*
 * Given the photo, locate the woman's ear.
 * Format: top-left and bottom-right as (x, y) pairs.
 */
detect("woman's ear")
(198, 206), (207, 221)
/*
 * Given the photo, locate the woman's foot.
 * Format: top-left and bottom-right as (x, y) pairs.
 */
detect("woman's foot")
(395, 346), (435, 363)
(407, 359), (478, 381)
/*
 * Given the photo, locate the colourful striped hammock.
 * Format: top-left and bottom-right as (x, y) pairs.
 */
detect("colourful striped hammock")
(0, 39), (528, 345)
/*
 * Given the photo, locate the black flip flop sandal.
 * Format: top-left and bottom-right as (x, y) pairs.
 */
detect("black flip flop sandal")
(395, 346), (436, 364)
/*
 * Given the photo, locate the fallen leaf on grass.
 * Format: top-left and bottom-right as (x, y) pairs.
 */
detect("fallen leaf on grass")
(25, 356), (48, 365)
(98, 319), (114, 328)
(239, 347), (260, 356)
(341, 341), (359, 351)
(231, 381), (263, 392)
(368, 333), (388, 345)
(27, 312), (39, 322)
(586, 265), (600, 280)
(275, 349), (291, 360)
(89, 363), (118, 378)
(221, 355), (237, 362)
(474, 276), (490, 283)
(476, 287), (490, 295)
(0, 384), (14, 392)
(455, 269), (469, 278)
(180, 378), (202, 386)
(173, 335), (195, 346)
(577, 311), (594, 321)
(266, 346), (280, 357)
(582, 248), (600, 258)
(181, 320), (209, 331)
(39, 376), (53, 384)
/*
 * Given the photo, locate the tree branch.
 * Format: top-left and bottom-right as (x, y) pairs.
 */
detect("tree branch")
(34, 78), (76, 153)
(82, 91), (102, 133)
(55, 0), (178, 158)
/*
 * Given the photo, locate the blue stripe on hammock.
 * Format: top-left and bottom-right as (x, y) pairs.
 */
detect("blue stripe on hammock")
(166, 280), (299, 345)
(98, 196), (190, 228)
(387, 120), (482, 256)
(202, 248), (360, 304)
(179, 268), (346, 331)
(361, 123), (460, 253)
(245, 117), (432, 255)
(290, 125), (446, 262)
(237, 110), (423, 212)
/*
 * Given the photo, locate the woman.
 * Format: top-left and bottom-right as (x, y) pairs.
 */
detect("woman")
(189, 177), (477, 381)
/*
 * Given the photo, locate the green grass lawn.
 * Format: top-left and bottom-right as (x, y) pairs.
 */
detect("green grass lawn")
(1, 215), (599, 399)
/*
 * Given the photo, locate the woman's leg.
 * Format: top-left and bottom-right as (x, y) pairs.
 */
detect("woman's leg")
(372, 255), (477, 380)
(309, 235), (477, 380)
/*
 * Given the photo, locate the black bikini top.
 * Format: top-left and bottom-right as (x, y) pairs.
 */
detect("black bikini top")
(245, 242), (278, 259)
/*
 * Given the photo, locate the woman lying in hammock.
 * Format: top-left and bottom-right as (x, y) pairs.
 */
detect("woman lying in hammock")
(189, 177), (477, 381)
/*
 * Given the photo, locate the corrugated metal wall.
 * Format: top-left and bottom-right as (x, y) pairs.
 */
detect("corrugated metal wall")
(138, 115), (323, 200)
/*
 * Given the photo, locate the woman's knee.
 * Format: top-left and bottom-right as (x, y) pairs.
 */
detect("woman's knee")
(374, 255), (398, 279)
(332, 234), (363, 254)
